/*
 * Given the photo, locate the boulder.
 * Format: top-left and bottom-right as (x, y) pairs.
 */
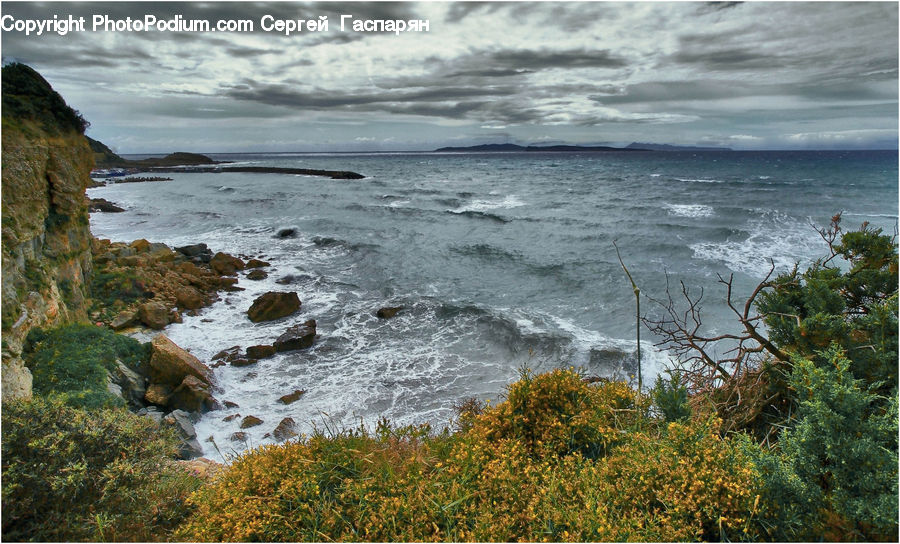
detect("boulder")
(230, 358), (257, 367)
(273, 417), (298, 441)
(223, 400), (239, 409)
(212, 345), (242, 362)
(112, 360), (147, 407)
(139, 301), (170, 330)
(131, 239), (151, 252)
(175, 243), (209, 257)
(246, 269), (268, 281)
(376, 306), (404, 319)
(162, 409), (203, 459)
(246, 344), (276, 359)
(175, 285), (205, 310)
(275, 228), (297, 238)
(247, 291), (301, 322)
(210, 252), (245, 275)
(149, 334), (212, 388)
(88, 197), (125, 213)
(144, 383), (173, 406)
(169, 375), (218, 413)
(230, 432), (248, 442)
(274, 320), (317, 352)
(223, 413), (240, 422)
(240, 415), (263, 429)
(278, 389), (306, 405)
(137, 406), (164, 424)
(245, 259), (270, 268)
(110, 309), (138, 330)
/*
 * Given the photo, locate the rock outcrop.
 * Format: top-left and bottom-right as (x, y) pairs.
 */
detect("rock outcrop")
(1, 63), (95, 401)
(247, 291), (301, 322)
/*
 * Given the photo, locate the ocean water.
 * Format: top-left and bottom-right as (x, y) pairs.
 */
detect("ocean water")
(88, 150), (898, 458)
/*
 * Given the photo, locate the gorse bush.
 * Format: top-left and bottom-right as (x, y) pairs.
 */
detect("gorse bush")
(178, 368), (766, 542)
(23, 323), (150, 409)
(1, 397), (201, 542)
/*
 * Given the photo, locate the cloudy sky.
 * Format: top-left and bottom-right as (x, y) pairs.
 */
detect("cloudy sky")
(1, 1), (897, 152)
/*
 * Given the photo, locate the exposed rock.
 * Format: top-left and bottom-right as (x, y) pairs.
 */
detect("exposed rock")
(246, 269), (268, 281)
(246, 344), (276, 359)
(274, 320), (317, 352)
(230, 432), (248, 442)
(137, 406), (164, 424)
(175, 285), (205, 310)
(275, 275), (299, 285)
(169, 309), (183, 324)
(131, 239), (151, 252)
(144, 383), (173, 406)
(138, 301), (170, 330)
(240, 415), (263, 429)
(110, 309), (138, 330)
(210, 252), (245, 275)
(245, 259), (270, 268)
(376, 306), (404, 319)
(212, 345), (242, 362)
(276, 228), (297, 238)
(247, 291), (301, 322)
(223, 400), (239, 409)
(178, 457), (223, 480)
(111, 359), (147, 407)
(278, 389), (306, 405)
(149, 334), (212, 388)
(106, 374), (123, 399)
(175, 243), (209, 257)
(230, 358), (257, 367)
(163, 409), (197, 439)
(169, 375), (218, 413)
(223, 413), (240, 422)
(273, 417), (298, 441)
(88, 197), (124, 213)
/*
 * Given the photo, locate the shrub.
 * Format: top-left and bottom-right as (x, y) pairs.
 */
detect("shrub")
(651, 370), (692, 422)
(1, 398), (201, 541)
(1, 62), (89, 134)
(23, 323), (150, 409)
(749, 348), (899, 541)
(90, 268), (147, 315)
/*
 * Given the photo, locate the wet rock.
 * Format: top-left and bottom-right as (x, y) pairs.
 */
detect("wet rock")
(223, 413), (240, 422)
(246, 269), (268, 281)
(275, 275), (298, 285)
(112, 360), (147, 407)
(230, 432), (248, 442)
(274, 319), (317, 352)
(273, 417), (298, 441)
(139, 301), (170, 330)
(149, 334), (213, 388)
(278, 389), (306, 405)
(210, 252), (245, 275)
(240, 415), (263, 429)
(163, 409), (203, 459)
(137, 406), (164, 424)
(376, 306), (404, 319)
(246, 344), (276, 359)
(275, 228), (297, 238)
(247, 291), (301, 322)
(175, 243), (209, 257)
(169, 375), (218, 413)
(131, 239), (151, 252)
(230, 358), (257, 367)
(88, 197), (125, 213)
(223, 400), (239, 409)
(246, 259), (270, 268)
(213, 345), (242, 362)
(110, 309), (138, 330)
(169, 309), (183, 324)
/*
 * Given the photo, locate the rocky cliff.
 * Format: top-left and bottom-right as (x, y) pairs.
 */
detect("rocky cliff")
(1, 63), (95, 400)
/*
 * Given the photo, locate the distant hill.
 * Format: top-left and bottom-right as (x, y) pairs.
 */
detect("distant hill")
(88, 138), (219, 168)
(435, 143), (647, 152)
(626, 142), (732, 152)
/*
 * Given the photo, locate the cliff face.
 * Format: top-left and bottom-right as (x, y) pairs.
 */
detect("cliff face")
(1, 64), (95, 400)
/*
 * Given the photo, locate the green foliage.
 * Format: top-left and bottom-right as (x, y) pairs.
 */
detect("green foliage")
(1, 62), (89, 134)
(757, 219), (898, 392)
(749, 348), (898, 541)
(23, 323), (150, 409)
(179, 369), (764, 542)
(652, 370), (692, 422)
(1, 397), (201, 542)
(90, 268), (147, 315)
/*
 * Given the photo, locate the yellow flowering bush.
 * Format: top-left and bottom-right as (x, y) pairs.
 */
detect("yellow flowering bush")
(178, 369), (766, 542)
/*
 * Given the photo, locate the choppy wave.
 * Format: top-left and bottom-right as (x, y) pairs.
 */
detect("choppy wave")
(665, 203), (715, 218)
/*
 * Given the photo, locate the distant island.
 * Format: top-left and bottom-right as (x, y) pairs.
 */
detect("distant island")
(434, 142), (732, 153)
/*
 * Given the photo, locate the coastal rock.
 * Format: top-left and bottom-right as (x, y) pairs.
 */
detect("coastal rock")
(223, 400), (239, 409)
(112, 359), (147, 407)
(274, 320), (317, 352)
(210, 252), (245, 275)
(275, 228), (297, 238)
(223, 413), (240, 422)
(230, 432), (248, 442)
(246, 269), (268, 281)
(87, 197), (124, 213)
(273, 417), (298, 441)
(278, 389), (306, 405)
(149, 334), (212, 388)
(137, 406), (164, 424)
(245, 259), (270, 268)
(163, 409), (197, 440)
(131, 239), (151, 252)
(212, 345), (242, 362)
(175, 285), (205, 310)
(175, 243), (209, 257)
(247, 291), (301, 322)
(169, 375), (218, 413)
(138, 301), (170, 330)
(246, 344), (276, 359)
(144, 383), (173, 406)
(110, 309), (138, 330)
(376, 306), (404, 319)
(240, 415), (263, 429)
(230, 357), (257, 368)
(178, 457), (223, 480)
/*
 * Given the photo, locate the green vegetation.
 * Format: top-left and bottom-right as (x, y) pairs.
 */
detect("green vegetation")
(1, 63), (89, 134)
(23, 323), (150, 409)
(90, 267), (148, 318)
(1, 398), (202, 541)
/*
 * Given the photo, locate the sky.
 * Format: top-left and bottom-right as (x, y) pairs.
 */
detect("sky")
(1, 1), (897, 153)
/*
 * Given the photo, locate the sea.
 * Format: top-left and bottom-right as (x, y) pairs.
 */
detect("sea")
(87, 149), (898, 459)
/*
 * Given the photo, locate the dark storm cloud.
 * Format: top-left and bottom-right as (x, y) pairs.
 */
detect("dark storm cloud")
(488, 48), (626, 71)
(672, 47), (783, 70)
